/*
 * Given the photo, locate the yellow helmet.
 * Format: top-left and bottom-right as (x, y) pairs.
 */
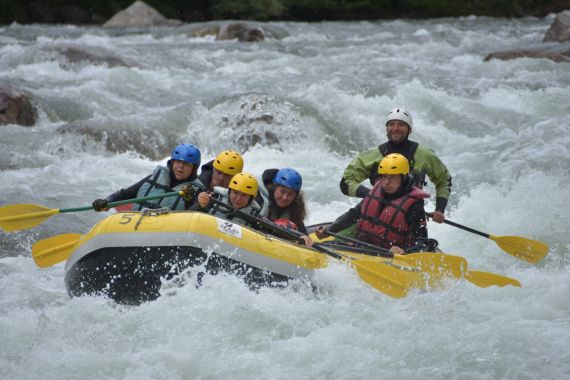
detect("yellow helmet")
(378, 153), (410, 175)
(229, 172), (258, 197)
(213, 150), (244, 176)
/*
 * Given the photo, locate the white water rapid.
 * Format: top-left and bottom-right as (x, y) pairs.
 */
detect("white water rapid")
(1, 17), (569, 379)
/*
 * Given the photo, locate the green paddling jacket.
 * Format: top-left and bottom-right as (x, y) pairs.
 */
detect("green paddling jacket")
(340, 140), (452, 212)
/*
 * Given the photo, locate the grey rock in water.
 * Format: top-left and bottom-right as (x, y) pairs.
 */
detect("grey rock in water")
(486, 11), (570, 64)
(56, 121), (178, 160)
(216, 23), (267, 42)
(484, 49), (570, 63)
(103, 1), (181, 28)
(42, 45), (140, 69)
(0, 84), (37, 127)
(189, 22), (288, 41)
(544, 10), (570, 42)
(209, 94), (308, 153)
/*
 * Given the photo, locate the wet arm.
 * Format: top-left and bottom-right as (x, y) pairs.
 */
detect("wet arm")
(104, 176), (150, 202)
(328, 202), (362, 233)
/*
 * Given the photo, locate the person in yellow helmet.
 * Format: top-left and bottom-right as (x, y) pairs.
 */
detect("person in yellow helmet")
(340, 107), (451, 224)
(317, 154), (432, 255)
(193, 172), (262, 225)
(194, 150), (244, 192)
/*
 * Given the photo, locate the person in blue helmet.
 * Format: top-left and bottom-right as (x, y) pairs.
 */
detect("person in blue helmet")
(92, 143), (201, 212)
(257, 167), (312, 247)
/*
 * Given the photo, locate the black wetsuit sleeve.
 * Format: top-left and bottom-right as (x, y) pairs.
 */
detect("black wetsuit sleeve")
(328, 202), (362, 233)
(435, 196), (448, 213)
(405, 200), (429, 252)
(340, 178), (370, 198)
(105, 175), (150, 203)
(355, 185), (370, 198)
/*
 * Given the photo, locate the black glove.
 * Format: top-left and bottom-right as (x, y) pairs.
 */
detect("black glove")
(180, 184), (195, 202)
(92, 199), (109, 212)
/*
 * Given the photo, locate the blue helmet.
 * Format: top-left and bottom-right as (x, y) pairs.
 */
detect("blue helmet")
(171, 143), (201, 166)
(273, 168), (302, 191)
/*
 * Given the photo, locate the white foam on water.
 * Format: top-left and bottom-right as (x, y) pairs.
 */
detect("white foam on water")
(1, 18), (569, 379)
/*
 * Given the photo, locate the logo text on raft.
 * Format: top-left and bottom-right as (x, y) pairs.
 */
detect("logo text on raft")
(217, 219), (243, 239)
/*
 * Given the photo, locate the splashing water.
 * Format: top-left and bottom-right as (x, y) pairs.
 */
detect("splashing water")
(1, 18), (569, 379)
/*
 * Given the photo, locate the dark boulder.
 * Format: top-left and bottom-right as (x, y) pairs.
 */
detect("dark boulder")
(189, 22), (288, 41)
(0, 84), (37, 127)
(216, 22), (266, 42)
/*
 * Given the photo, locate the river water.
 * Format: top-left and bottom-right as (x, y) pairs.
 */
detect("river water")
(1, 17), (569, 379)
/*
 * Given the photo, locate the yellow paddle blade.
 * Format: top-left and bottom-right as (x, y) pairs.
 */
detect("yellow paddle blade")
(489, 235), (549, 264)
(350, 259), (448, 298)
(0, 204), (59, 232)
(32, 233), (81, 268)
(394, 252), (468, 278)
(351, 260), (413, 298)
(464, 270), (521, 288)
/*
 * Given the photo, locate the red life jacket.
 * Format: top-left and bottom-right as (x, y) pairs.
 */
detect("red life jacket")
(357, 183), (430, 249)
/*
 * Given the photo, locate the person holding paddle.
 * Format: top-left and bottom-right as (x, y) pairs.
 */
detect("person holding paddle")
(193, 172), (262, 225)
(318, 153), (431, 255)
(340, 107), (451, 224)
(91, 143), (202, 212)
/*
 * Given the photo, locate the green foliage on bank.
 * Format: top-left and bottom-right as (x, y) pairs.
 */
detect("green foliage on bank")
(0, 0), (567, 24)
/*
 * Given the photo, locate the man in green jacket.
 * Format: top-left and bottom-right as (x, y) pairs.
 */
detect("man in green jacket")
(340, 107), (451, 223)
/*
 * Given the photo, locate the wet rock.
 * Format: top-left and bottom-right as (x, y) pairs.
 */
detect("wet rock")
(189, 22), (288, 41)
(57, 121), (178, 160)
(103, 1), (181, 28)
(237, 131), (279, 148)
(0, 84), (37, 127)
(216, 22), (266, 42)
(207, 94), (307, 152)
(544, 10), (570, 42)
(42, 45), (140, 69)
(484, 49), (570, 63)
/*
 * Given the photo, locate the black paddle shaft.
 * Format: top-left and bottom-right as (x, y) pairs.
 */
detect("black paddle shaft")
(208, 199), (306, 242)
(208, 199), (345, 260)
(426, 213), (490, 239)
(324, 230), (394, 258)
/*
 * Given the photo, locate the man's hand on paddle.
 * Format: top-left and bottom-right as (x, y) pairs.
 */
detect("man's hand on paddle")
(389, 246), (405, 255)
(315, 226), (329, 240)
(299, 234), (313, 248)
(430, 210), (445, 223)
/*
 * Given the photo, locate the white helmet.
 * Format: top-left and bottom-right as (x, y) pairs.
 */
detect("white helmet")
(386, 107), (413, 129)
